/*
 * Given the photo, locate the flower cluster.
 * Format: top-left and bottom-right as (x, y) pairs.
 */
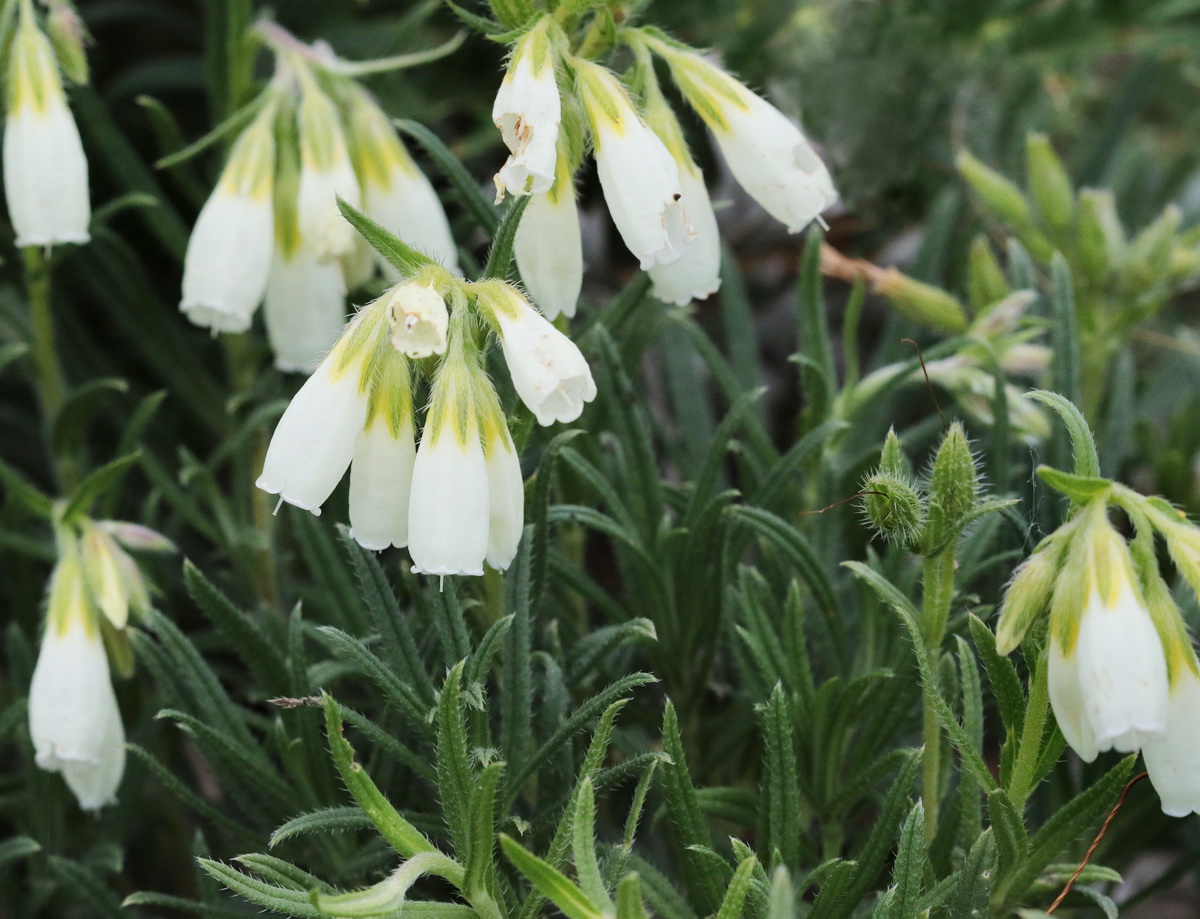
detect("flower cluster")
(257, 262), (595, 577)
(997, 478), (1200, 816)
(3, 0), (91, 249)
(179, 27), (457, 373)
(489, 19), (837, 316)
(29, 516), (169, 810)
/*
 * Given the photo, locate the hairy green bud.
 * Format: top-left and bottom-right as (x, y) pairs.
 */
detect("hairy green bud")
(861, 473), (924, 545)
(966, 235), (1010, 313)
(923, 422), (979, 550)
(47, 0), (89, 85)
(1075, 189), (1125, 285)
(878, 427), (911, 479)
(1122, 204), (1181, 294)
(996, 537), (1064, 654)
(957, 150), (1054, 263)
(875, 269), (968, 334)
(1025, 133), (1074, 235)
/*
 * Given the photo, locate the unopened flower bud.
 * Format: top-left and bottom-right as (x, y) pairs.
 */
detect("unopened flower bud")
(861, 473), (923, 545)
(957, 150), (1053, 263)
(1025, 133), (1074, 235)
(874, 268), (968, 333)
(923, 422), (979, 549)
(1122, 204), (1181, 293)
(99, 521), (176, 553)
(878, 427), (910, 479)
(996, 539), (1063, 653)
(1075, 189), (1124, 285)
(967, 235), (1010, 313)
(46, 0), (89, 85)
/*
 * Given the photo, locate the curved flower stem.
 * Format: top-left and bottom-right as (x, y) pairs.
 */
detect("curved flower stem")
(23, 246), (78, 490)
(920, 544), (956, 845)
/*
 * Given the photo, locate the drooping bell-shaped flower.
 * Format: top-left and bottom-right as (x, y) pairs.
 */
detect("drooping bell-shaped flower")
(408, 352), (490, 577)
(514, 147), (583, 319)
(641, 85), (721, 305)
(263, 241), (348, 373)
(408, 306), (525, 576)
(346, 87), (458, 272)
(492, 17), (561, 198)
(3, 1), (90, 248)
(296, 78), (360, 262)
(257, 306), (378, 513)
(1046, 515), (1169, 761)
(573, 58), (691, 270)
(1143, 662), (1200, 817)
(476, 281), (596, 426)
(644, 33), (836, 234)
(484, 403), (524, 570)
(180, 103), (277, 332)
(348, 349), (416, 551)
(29, 548), (125, 811)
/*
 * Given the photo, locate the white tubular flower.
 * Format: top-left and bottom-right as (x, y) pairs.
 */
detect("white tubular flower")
(297, 83), (360, 261)
(646, 163), (720, 306)
(385, 280), (449, 358)
(257, 314), (376, 513)
(649, 36), (836, 233)
(1144, 664), (1200, 817)
(348, 89), (459, 271)
(180, 107), (276, 332)
(264, 243), (347, 373)
(3, 7), (90, 248)
(1048, 522), (1169, 761)
(514, 153), (582, 319)
(480, 281), (596, 426)
(484, 418), (524, 571)
(348, 358), (415, 551)
(492, 18), (561, 198)
(573, 59), (691, 269)
(29, 554), (124, 811)
(409, 373), (490, 578)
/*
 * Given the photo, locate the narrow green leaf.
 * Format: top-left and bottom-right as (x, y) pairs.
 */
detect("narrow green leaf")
(321, 693), (439, 859)
(572, 779), (613, 910)
(943, 830), (997, 915)
(881, 802), (926, 919)
(659, 700), (724, 915)
(484, 194), (531, 278)
(464, 761), (505, 897)
(616, 873), (650, 919)
(501, 836), (604, 919)
(987, 788), (1029, 877)
(758, 683), (801, 869)
(714, 857), (758, 919)
(437, 661), (475, 861)
(967, 614), (1026, 741)
(505, 672), (656, 806)
(0, 456), (53, 517)
(183, 560), (289, 691)
(60, 451), (141, 524)
(338, 196), (438, 277)
(269, 806), (373, 848)
(0, 836), (40, 872)
(154, 91), (267, 169)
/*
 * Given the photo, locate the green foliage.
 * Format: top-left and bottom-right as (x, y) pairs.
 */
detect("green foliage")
(6, 2), (1200, 919)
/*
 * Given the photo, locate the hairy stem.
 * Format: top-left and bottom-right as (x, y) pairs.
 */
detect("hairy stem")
(23, 246), (78, 490)
(921, 545), (956, 844)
